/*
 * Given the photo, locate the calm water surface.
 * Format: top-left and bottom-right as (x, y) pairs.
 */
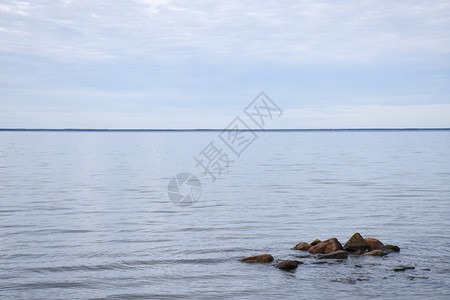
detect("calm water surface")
(1, 131), (449, 299)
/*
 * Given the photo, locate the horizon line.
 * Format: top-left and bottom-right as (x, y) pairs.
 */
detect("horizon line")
(1, 128), (450, 132)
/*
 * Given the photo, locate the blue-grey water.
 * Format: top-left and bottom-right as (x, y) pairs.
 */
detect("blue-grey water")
(1, 131), (449, 299)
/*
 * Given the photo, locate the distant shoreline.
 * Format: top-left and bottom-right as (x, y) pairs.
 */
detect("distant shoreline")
(1, 128), (449, 132)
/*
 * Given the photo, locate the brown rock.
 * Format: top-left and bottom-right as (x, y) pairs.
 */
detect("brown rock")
(378, 245), (400, 253)
(317, 250), (348, 259)
(276, 260), (302, 271)
(310, 239), (321, 246)
(308, 238), (343, 254)
(393, 266), (414, 272)
(343, 233), (370, 253)
(291, 242), (311, 251)
(240, 254), (274, 263)
(365, 250), (387, 256)
(365, 238), (384, 250)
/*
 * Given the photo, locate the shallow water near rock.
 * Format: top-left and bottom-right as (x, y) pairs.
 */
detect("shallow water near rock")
(1, 131), (449, 299)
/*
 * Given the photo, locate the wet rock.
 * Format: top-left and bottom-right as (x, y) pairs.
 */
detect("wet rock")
(378, 245), (400, 253)
(291, 242), (311, 251)
(357, 278), (370, 281)
(276, 260), (301, 271)
(312, 261), (328, 264)
(407, 276), (429, 280)
(317, 250), (349, 259)
(240, 254), (274, 263)
(364, 250), (387, 256)
(365, 237), (384, 250)
(308, 238), (343, 254)
(295, 254), (311, 258)
(343, 233), (370, 253)
(393, 266), (415, 272)
(310, 239), (321, 246)
(330, 278), (356, 284)
(354, 265), (362, 268)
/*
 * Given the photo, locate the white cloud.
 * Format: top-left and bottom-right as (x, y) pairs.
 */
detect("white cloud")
(0, 0), (449, 128)
(0, 1), (30, 15)
(140, 0), (176, 14)
(1, 0), (449, 62)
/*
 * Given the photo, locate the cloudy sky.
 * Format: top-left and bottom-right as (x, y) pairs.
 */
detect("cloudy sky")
(1, 0), (449, 128)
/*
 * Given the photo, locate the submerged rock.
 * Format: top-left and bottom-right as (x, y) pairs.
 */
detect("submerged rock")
(295, 254), (311, 258)
(365, 237), (384, 250)
(309, 238), (343, 254)
(364, 250), (387, 256)
(241, 254), (274, 263)
(310, 239), (321, 246)
(276, 260), (301, 271)
(343, 233), (370, 253)
(330, 278), (356, 284)
(407, 276), (429, 280)
(317, 250), (349, 259)
(292, 242), (311, 251)
(378, 245), (400, 253)
(393, 265), (415, 272)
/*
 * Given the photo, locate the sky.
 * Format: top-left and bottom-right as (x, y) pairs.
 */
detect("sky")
(0, 0), (449, 129)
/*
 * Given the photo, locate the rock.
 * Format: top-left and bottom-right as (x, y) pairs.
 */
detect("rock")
(365, 237), (384, 250)
(295, 254), (311, 258)
(240, 254), (274, 263)
(291, 242), (311, 251)
(357, 278), (370, 281)
(317, 250), (349, 259)
(343, 233), (370, 253)
(378, 245), (400, 253)
(276, 260), (301, 271)
(308, 238), (343, 254)
(328, 259), (344, 265)
(365, 250), (387, 256)
(354, 265), (362, 268)
(330, 278), (356, 284)
(407, 276), (429, 280)
(310, 239), (321, 246)
(393, 266), (415, 272)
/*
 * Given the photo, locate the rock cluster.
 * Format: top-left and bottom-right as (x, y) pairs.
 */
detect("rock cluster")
(293, 232), (400, 257)
(240, 232), (401, 272)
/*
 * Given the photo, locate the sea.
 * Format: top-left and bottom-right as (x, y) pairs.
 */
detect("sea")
(0, 130), (449, 299)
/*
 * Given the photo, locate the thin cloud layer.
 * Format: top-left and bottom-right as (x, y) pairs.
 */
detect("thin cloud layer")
(0, 0), (449, 128)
